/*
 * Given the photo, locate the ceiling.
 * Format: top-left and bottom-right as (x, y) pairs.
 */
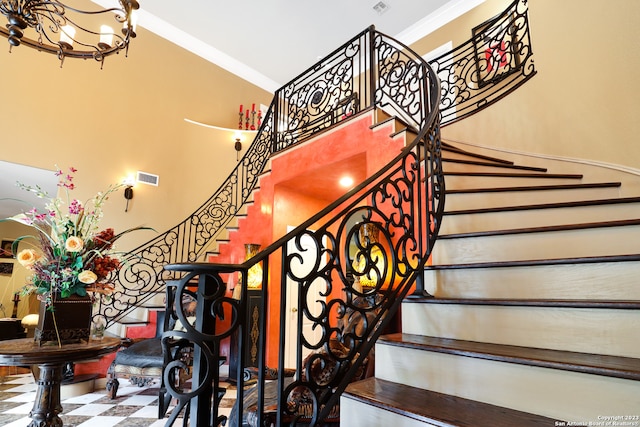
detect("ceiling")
(1, 0), (483, 219)
(124, 0), (484, 92)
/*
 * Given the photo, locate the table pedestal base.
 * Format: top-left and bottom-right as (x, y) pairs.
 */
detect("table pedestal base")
(28, 363), (63, 427)
(0, 337), (120, 427)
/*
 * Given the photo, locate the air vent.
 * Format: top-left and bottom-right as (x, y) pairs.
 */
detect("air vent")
(372, 1), (390, 15)
(136, 171), (159, 186)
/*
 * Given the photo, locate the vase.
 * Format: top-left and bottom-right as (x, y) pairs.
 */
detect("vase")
(35, 293), (93, 346)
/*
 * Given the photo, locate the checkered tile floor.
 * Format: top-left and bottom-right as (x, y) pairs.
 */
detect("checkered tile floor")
(0, 373), (237, 427)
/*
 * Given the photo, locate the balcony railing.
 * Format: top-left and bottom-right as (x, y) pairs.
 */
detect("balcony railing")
(433, 0), (536, 126)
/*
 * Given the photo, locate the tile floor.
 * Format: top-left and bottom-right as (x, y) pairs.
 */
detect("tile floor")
(0, 373), (237, 427)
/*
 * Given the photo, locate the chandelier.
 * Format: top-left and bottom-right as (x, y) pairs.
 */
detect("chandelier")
(0, 1), (140, 67)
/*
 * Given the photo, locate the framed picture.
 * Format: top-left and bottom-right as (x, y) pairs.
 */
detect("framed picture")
(0, 240), (14, 259)
(471, 12), (521, 87)
(0, 262), (13, 275)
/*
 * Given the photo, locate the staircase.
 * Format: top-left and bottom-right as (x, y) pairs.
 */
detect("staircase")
(341, 141), (640, 424)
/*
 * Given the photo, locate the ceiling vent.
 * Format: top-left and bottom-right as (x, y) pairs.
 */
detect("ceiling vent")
(136, 171), (159, 186)
(372, 1), (390, 15)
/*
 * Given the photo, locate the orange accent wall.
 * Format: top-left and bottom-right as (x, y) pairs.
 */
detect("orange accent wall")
(212, 111), (406, 367)
(79, 111), (408, 379)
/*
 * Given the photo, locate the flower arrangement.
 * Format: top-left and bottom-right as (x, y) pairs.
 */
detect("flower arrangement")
(3, 166), (150, 305)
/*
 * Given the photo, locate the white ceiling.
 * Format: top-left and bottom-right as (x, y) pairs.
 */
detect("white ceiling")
(124, 0), (484, 92)
(1, 0), (484, 220)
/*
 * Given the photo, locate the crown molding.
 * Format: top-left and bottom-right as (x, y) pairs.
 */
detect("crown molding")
(396, 0), (486, 46)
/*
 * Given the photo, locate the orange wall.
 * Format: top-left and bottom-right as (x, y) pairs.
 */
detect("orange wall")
(209, 111), (407, 366)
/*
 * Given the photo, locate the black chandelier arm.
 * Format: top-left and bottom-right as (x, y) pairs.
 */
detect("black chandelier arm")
(0, 0), (139, 63)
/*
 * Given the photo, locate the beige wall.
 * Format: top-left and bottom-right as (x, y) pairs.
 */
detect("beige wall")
(0, 26), (272, 237)
(0, 27), (272, 313)
(2, 1), (638, 313)
(0, 32), (273, 226)
(411, 0), (640, 170)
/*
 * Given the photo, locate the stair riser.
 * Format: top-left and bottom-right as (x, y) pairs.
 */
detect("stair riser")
(140, 291), (166, 308)
(425, 262), (640, 300)
(440, 204), (639, 235)
(402, 303), (640, 358)
(442, 161), (546, 174)
(441, 145), (640, 198)
(433, 226), (640, 264)
(375, 343), (640, 422)
(340, 397), (433, 427)
(443, 187), (621, 211)
(444, 175), (583, 189)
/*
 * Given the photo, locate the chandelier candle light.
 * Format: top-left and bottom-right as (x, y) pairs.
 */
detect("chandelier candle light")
(0, 0), (140, 68)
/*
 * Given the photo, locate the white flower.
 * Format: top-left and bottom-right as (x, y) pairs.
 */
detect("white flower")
(78, 270), (98, 284)
(65, 236), (84, 252)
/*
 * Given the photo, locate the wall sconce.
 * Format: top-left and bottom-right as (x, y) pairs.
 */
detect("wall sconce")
(122, 175), (135, 212)
(234, 131), (243, 161)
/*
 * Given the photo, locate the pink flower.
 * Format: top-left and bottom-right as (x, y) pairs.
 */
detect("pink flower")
(69, 199), (83, 215)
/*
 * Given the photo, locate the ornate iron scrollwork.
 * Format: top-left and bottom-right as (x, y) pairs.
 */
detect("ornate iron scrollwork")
(93, 2), (536, 425)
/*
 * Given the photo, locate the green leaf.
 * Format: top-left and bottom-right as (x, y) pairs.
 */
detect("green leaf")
(72, 255), (83, 270)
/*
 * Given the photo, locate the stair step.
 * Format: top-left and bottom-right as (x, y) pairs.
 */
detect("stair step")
(424, 255), (640, 300)
(432, 225), (640, 264)
(444, 196), (640, 216)
(443, 184), (624, 213)
(442, 143), (514, 165)
(442, 157), (547, 172)
(439, 218), (640, 239)
(372, 114), (415, 135)
(117, 316), (148, 326)
(444, 171), (583, 179)
(375, 334), (640, 420)
(401, 301), (640, 357)
(407, 297), (640, 309)
(342, 377), (556, 427)
(381, 334), (640, 381)
(446, 181), (622, 194)
(440, 202), (640, 236)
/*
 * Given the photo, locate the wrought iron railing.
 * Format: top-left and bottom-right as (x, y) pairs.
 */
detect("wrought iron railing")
(432, 0), (536, 126)
(160, 27), (444, 427)
(153, 1), (536, 424)
(94, 101), (276, 328)
(96, 0), (535, 332)
(272, 29), (373, 151)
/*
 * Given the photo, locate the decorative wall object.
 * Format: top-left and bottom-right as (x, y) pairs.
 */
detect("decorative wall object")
(0, 240), (14, 258)
(0, 262), (13, 275)
(238, 104), (262, 130)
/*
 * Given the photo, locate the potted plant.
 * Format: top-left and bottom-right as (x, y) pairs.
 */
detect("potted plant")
(2, 166), (152, 346)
